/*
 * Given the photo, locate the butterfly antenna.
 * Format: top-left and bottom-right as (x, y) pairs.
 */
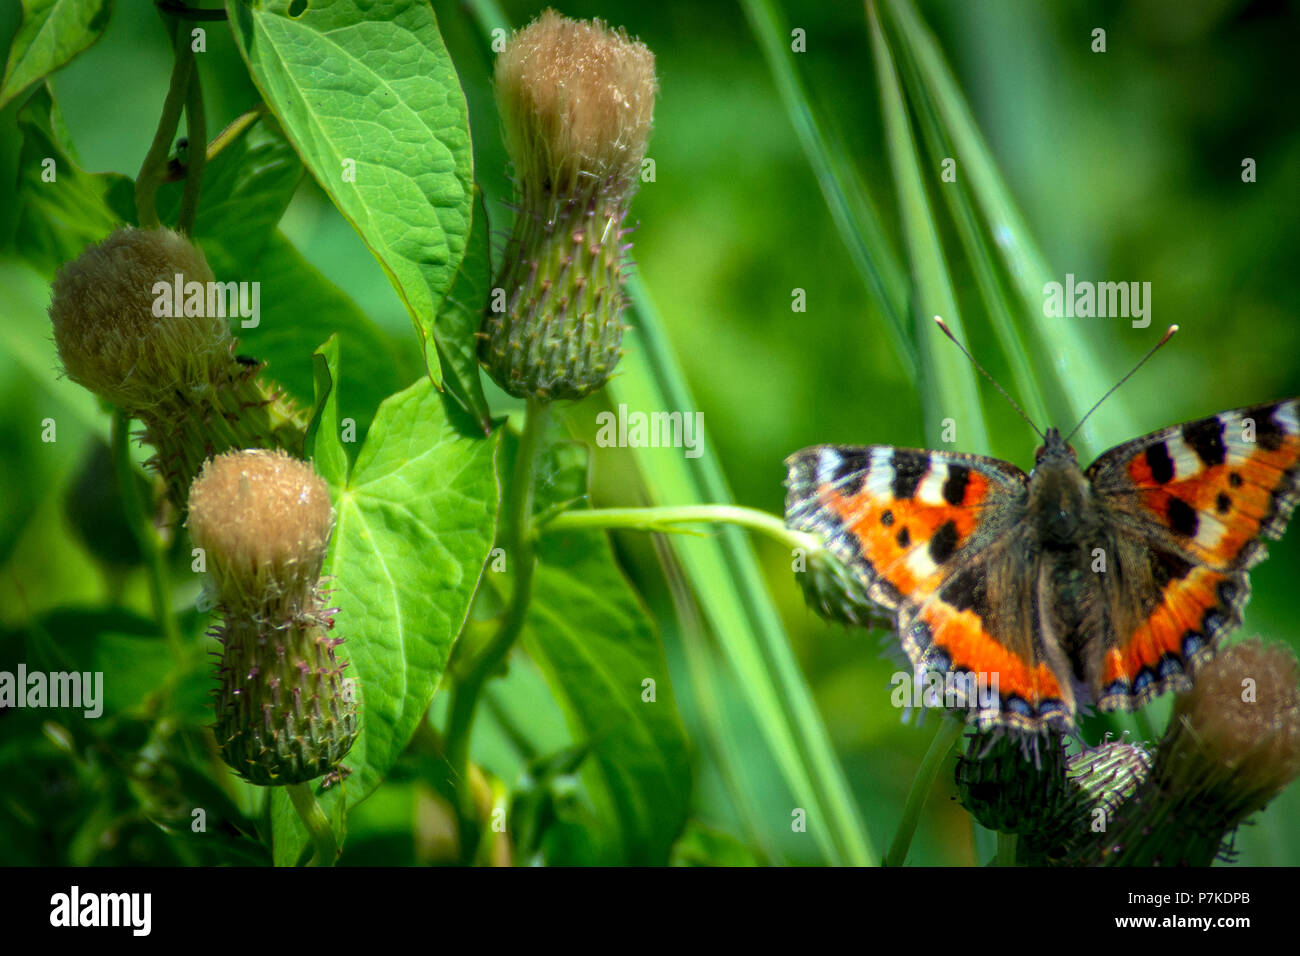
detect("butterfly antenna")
(933, 316), (1045, 441)
(1065, 324), (1179, 443)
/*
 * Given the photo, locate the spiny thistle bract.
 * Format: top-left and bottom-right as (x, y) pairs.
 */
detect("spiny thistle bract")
(793, 541), (889, 629)
(188, 449), (358, 787)
(49, 226), (306, 509)
(963, 736), (1152, 865)
(479, 9), (657, 401)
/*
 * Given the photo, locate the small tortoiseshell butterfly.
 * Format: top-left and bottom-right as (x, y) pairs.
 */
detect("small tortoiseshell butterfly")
(785, 323), (1300, 736)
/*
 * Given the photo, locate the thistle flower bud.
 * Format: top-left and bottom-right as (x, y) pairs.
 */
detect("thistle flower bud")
(479, 11), (657, 400)
(188, 450), (357, 787)
(1078, 638), (1300, 866)
(792, 541), (888, 629)
(51, 227), (227, 410)
(49, 227), (306, 510)
(955, 731), (1073, 859)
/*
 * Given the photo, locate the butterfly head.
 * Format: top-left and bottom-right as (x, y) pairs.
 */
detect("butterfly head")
(1033, 427), (1078, 468)
(1029, 428), (1089, 547)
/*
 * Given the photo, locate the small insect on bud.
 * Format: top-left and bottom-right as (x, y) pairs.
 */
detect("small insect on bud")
(188, 450), (357, 787)
(48, 227), (306, 510)
(50, 226), (228, 411)
(1079, 638), (1300, 866)
(480, 10), (657, 401)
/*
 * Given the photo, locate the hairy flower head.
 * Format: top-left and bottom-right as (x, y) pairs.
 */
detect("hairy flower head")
(187, 448), (333, 606)
(49, 227), (230, 410)
(496, 9), (656, 200)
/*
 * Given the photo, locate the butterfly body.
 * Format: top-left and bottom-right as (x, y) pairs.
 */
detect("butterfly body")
(785, 400), (1300, 736)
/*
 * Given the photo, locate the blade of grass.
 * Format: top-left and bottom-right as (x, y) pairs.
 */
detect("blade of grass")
(887, 19), (1051, 435)
(884, 0), (1126, 460)
(741, 0), (916, 383)
(882, 0), (1144, 743)
(616, 273), (876, 867)
(654, 535), (775, 864)
(867, 0), (988, 453)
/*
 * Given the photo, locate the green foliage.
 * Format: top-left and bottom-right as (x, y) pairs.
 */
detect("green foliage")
(270, 342), (501, 865)
(524, 438), (691, 864)
(1, 0), (1297, 869)
(225, 0), (476, 399)
(0, 0), (112, 111)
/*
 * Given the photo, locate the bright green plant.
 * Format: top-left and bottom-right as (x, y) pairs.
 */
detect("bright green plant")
(2, 0), (1297, 869)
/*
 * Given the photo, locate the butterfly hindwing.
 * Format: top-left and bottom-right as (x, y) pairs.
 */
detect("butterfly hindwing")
(1084, 399), (1300, 708)
(785, 445), (1073, 733)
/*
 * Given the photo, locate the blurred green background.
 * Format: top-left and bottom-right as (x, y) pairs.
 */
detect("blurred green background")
(1, 0), (1297, 865)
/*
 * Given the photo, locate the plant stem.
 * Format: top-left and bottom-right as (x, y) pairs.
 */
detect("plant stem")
(884, 714), (964, 866)
(177, 37), (206, 236)
(445, 398), (550, 862)
(286, 782), (337, 866)
(135, 16), (195, 229)
(543, 503), (820, 554)
(112, 409), (183, 665)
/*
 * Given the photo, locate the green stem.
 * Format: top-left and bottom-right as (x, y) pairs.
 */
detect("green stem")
(445, 398), (550, 862)
(543, 503), (819, 554)
(286, 782), (337, 867)
(177, 38), (206, 236)
(135, 17), (195, 229)
(111, 409), (183, 665)
(884, 715), (964, 866)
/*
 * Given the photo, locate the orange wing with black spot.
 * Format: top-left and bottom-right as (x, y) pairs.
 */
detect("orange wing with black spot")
(785, 445), (1074, 734)
(1085, 399), (1300, 708)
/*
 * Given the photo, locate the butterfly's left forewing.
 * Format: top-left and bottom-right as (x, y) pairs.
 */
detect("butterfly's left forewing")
(785, 445), (1074, 734)
(1085, 398), (1300, 708)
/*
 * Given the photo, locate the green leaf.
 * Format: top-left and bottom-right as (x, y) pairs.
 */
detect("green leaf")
(671, 819), (762, 867)
(0, 256), (106, 437)
(507, 743), (604, 866)
(426, 187), (492, 431)
(155, 112), (303, 277)
(20, 608), (211, 723)
(306, 335), (347, 488)
(888, 31), (1050, 435)
(868, 2), (988, 454)
(270, 362), (501, 866)
(12, 83), (132, 275)
(0, 0), (113, 111)
(524, 439), (692, 865)
(227, 229), (417, 445)
(226, 0), (473, 389)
